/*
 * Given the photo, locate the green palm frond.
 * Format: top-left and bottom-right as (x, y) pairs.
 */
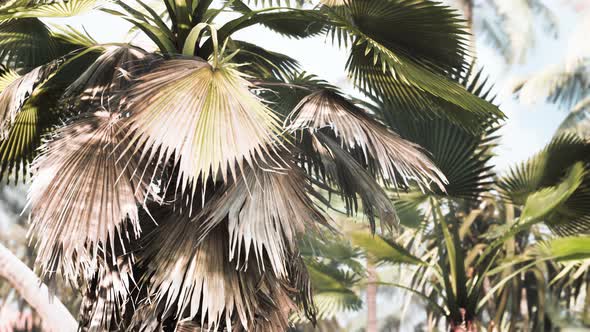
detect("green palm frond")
(120, 58), (284, 200)
(0, 65), (19, 91)
(0, 0), (97, 19)
(556, 97), (590, 137)
(224, 39), (300, 80)
(346, 227), (426, 266)
(0, 62), (58, 136)
(306, 262), (363, 320)
(50, 24), (98, 51)
(533, 236), (590, 261)
(0, 18), (58, 69)
(368, 69), (500, 201)
(193, 163), (327, 278)
(0, 87), (61, 182)
(229, 0), (324, 39)
(499, 134), (590, 235)
(28, 112), (154, 282)
(322, 0), (503, 130)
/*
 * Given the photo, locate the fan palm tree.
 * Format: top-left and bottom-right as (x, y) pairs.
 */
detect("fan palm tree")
(0, 0), (503, 330)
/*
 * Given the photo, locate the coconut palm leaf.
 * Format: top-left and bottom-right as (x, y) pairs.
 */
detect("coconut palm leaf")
(556, 97), (590, 137)
(287, 89), (446, 190)
(0, 0), (97, 19)
(27, 112), (154, 282)
(322, 0), (504, 130)
(120, 58), (284, 200)
(194, 163), (327, 278)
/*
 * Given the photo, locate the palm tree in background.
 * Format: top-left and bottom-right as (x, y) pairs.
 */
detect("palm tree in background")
(0, 0), (503, 330)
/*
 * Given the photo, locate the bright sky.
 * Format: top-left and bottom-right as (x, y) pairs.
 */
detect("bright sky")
(45, 0), (583, 173)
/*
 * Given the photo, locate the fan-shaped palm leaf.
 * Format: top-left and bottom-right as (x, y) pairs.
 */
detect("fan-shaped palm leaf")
(369, 69), (500, 200)
(0, 18), (58, 69)
(0, 87), (61, 182)
(287, 89), (446, 190)
(499, 134), (590, 235)
(195, 163), (327, 278)
(120, 58), (283, 199)
(65, 45), (155, 102)
(139, 216), (302, 332)
(28, 111), (153, 281)
(225, 39), (300, 80)
(0, 62), (57, 137)
(305, 261), (362, 320)
(323, 0), (503, 130)
(0, 0), (96, 19)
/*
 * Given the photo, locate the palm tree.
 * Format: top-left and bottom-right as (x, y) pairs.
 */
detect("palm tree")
(0, 0), (503, 330)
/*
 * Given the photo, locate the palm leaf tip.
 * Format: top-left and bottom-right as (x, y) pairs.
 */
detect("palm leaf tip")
(287, 89), (447, 191)
(28, 111), (153, 281)
(121, 58), (284, 199)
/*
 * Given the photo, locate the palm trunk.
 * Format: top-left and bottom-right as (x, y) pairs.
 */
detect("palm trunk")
(366, 261), (378, 332)
(0, 243), (77, 332)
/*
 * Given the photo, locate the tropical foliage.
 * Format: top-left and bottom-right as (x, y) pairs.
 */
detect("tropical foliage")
(0, 0), (505, 331)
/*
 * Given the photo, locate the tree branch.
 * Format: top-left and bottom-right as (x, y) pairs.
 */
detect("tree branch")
(0, 243), (77, 332)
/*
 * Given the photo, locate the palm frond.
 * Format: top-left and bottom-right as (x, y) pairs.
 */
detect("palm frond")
(0, 18), (57, 70)
(0, 0), (97, 19)
(195, 163), (327, 278)
(0, 66), (19, 92)
(287, 89), (446, 190)
(225, 39), (300, 80)
(28, 111), (153, 281)
(513, 61), (589, 110)
(65, 45), (155, 102)
(305, 261), (362, 320)
(369, 68), (500, 201)
(499, 134), (590, 235)
(322, 0), (503, 130)
(0, 62), (57, 137)
(120, 58), (284, 200)
(313, 132), (398, 232)
(0, 87), (61, 182)
(346, 227), (425, 266)
(139, 216), (302, 332)
(533, 236), (590, 261)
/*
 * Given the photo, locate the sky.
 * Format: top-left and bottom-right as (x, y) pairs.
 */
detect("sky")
(45, 0), (583, 174)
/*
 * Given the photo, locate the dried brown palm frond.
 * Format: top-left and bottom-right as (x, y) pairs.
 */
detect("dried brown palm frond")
(287, 89), (446, 191)
(120, 58), (284, 200)
(195, 161), (328, 278)
(64, 45), (156, 104)
(138, 216), (304, 332)
(313, 132), (398, 232)
(78, 254), (134, 331)
(0, 62), (57, 138)
(27, 111), (154, 282)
